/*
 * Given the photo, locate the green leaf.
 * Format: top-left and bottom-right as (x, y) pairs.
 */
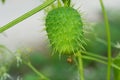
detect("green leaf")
(113, 53), (120, 80)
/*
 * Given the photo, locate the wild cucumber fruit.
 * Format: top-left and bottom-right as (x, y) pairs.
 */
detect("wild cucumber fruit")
(45, 7), (85, 55)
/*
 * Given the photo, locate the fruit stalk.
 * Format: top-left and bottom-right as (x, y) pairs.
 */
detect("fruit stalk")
(77, 52), (84, 80)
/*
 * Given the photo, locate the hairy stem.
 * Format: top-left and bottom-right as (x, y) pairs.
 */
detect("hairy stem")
(99, 0), (111, 80)
(24, 61), (49, 80)
(0, 0), (56, 33)
(77, 52), (84, 80)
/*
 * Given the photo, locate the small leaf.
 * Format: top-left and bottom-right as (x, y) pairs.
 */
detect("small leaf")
(0, 66), (13, 80)
(15, 50), (22, 67)
(0, 45), (14, 66)
(114, 42), (120, 49)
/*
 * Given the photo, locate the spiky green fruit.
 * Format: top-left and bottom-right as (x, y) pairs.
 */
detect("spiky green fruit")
(45, 7), (85, 55)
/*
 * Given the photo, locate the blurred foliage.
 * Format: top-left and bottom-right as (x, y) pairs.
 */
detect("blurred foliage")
(85, 9), (120, 56)
(9, 51), (78, 80)
(82, 9), (120, 80)
(10, 51), (108, 80)
(23, 73), (39, 80)
(85, 64), (107, 80)
(0, 45), (14, 79)
(1, 0), (5, 4)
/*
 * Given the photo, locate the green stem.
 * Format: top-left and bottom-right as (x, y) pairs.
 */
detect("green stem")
(24, 62), (49, 80)
(82, 55), (120, 71)
(83, 55), (106, 64)
(99, 0), (111, 80)
(77, 51), (84, 80)
(81, 51), (107, 61)
(81, 51), (120, 71)
(0, 0), (56, 33)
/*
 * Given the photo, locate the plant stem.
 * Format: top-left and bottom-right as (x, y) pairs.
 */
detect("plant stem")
(81, 51), (120, 71)
(99, 0), (111, 80)
(24, 62), (49, 80)
(77, 51), (84, 80)
(83, 55), (106, 64)
(82, 55), (120, 71)
(0, 0), (56, 33)
(81, 51), (107, 61)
